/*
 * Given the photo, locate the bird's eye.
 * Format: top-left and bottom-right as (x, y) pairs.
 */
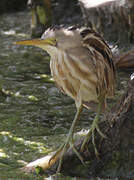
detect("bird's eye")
(48, 37), (57, 46)
(50, 37), (56, 42)
(54, 38), (57, 46)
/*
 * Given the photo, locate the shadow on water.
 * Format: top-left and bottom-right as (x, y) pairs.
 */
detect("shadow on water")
(0, 11), (133, 179)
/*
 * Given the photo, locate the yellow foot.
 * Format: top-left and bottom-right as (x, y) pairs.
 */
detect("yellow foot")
(81, 117), (107, 157)
(49, 104), (84, 174)
(49, 137), (85, 174)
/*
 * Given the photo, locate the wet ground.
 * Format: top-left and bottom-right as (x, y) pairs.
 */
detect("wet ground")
(0, 11), (133, 179)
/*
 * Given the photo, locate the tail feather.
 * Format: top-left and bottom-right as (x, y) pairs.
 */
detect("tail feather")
(114, 49), (134, 69)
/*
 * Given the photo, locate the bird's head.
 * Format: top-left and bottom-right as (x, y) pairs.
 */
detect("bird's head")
(15, 27), (82, 56)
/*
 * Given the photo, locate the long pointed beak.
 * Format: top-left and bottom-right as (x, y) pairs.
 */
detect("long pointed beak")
(15, 38), (56, 46)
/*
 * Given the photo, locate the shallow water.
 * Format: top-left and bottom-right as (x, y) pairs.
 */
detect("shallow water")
(0, 11), (133, 179)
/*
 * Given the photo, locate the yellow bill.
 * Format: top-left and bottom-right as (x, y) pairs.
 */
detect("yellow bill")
(15, 38), (56, 46)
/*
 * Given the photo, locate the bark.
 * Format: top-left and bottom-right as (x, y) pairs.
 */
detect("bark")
(79, 0), (134, 43)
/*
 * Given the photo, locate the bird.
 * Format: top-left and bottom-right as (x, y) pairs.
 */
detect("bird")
(15, 26), (115, 173)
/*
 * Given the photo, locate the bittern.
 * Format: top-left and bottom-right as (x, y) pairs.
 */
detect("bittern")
(16, 27), (115, 173)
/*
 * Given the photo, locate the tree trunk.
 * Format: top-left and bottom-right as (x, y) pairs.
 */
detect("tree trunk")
(79, 0), (134, 43)
(27, 0), (52, 37)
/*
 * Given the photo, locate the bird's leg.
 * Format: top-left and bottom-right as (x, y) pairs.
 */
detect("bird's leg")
(81, 96), (106, 156)
(49, 104), (84, 174)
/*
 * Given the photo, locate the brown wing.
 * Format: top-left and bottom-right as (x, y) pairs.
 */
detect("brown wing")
(80, 28), (115, 100)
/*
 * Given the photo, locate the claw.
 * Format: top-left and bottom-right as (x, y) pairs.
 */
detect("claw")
(69, 141), (85, 166)
(81, 117), (106, 156)
(81, 98), (106, 156)
(56, 138), (85, 173)
(49, 144), (65, 165)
